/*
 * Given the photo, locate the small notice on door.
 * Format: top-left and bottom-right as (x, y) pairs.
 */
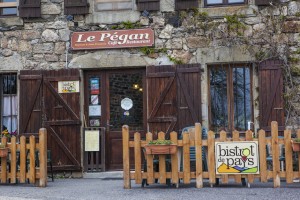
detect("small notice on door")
(85, 130), (100, 151)
(58, 81), (80, 93)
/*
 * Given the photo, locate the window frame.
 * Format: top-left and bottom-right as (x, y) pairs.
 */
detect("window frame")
(208, 63), (253, 135)
(0, 73), (18, 135)
(204, 0), (247, 7)
(0, 0), (17, 17)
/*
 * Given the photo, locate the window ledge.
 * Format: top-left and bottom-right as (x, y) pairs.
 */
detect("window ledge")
(85, 10), (140, 25)
(199, 5), (257, 18)
(0, 16), (23, 27)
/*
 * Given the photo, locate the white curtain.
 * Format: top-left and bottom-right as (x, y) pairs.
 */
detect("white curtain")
(2, 95), (18, 133)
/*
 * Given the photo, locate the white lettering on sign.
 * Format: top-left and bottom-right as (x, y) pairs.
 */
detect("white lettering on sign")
(71, 29), (154, 50)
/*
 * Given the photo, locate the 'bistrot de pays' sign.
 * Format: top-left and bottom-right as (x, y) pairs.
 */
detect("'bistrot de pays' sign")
(215, 141), (259, 174)
(71, 28), (154, 50)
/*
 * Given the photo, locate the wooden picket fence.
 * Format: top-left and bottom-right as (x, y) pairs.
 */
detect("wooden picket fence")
(122, 121), (300, 189)
(0, 128), (47, 187)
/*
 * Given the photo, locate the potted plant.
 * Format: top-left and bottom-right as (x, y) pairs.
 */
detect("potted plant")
(0, 144), (8, 158)
(144, 140), (177, 155)
(291, 138), (300, 152)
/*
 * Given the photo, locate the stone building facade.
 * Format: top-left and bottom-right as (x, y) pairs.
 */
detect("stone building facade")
(0, 0), (300, 171)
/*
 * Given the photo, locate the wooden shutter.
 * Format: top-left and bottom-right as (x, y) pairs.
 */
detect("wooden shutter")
(175, 0), (198, 10)
(20, 69), (82, 171)
(19, 70), (43, 134)
(64, 0), (89, 15)
(177, 64), (202, 130)
(19, 0), (41, 18)
(137, 0), (160, 11)
(259, 59), (285, 134)
(146, 64), (202, 134)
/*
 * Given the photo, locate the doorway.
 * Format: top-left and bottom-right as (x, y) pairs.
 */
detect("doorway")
(84, 68), (146, 170)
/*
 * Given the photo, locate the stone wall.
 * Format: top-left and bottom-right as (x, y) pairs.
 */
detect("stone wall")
(0, 0), (300, 129)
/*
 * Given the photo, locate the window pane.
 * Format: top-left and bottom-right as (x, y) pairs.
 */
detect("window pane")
(233, 67), (251, 131)
(3, 74), (17, 94)
(228, 0), (244, 3)
(207, 0), (223, 4)
(210, 67), (228, 133)
(1, 0), (17, 15)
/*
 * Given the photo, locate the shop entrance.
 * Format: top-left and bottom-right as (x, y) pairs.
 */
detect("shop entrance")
(84, 68), (146, 170)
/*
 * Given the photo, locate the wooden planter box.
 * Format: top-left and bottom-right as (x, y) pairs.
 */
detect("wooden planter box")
(144, 144), (177, 155)
(291, 140), (300, 152)
(0, 148), (8, 158)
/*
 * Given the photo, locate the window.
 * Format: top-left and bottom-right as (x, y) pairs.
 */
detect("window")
(208, 64), (252, 134)
(94, 0), (132, 11)
(0, 0), (17, 16)
(205, 0), (246, 6)
(0, 74), (18, 135)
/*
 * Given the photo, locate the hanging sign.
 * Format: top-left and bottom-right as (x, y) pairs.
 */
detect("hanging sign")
(215, 141), (259, 174)
(71, 28), (154, 50)
(58, 81), (79, 93)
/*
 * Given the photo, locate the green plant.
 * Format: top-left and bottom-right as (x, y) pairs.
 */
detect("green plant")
(0, 144), (6, 149)
(140, 47), (155, 55)
(148, 140), (173, 145)
(167, 55), (184, 64)
(294, 138), (300, 142)
(224, 14), (246, 34)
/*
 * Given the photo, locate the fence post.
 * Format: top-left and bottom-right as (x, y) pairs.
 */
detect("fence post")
(271, 121), (280, 188)
(146, 132), (154, 184)
(39, 128), (47, 187)
(232, 131), (241, 183)
(246, 130), (254, 185)
(195, 123), (203, 188)
(170, 131), (179, 186)
(19, 136), (26, 183)
(122, 125), (131, 189)
(220, 131), (228, 184)
(29, 135), (36, 184)
(10, 136), (17, 183)
(158, 132), (167, 184)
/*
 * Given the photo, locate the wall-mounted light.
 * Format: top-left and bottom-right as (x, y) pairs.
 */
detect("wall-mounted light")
(133, 84), (139, 89)
(139, 88), (143, 92)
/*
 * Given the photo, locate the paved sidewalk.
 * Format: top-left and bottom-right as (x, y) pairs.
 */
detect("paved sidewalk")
(0, 174), (299, 200)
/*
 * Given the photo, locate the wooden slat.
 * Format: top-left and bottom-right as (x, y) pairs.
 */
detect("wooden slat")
(122, 125), (131, 189)
(134, 132), (141, 184)
(19, 136), (26, 183)
(195, 123), (203, 188)
(246, 130), (255, 184)
(183, 132), (190, 184)
(232, 131), (241, 183)
(271, 121), (280, 188)
(10, 137), (17, 183)
(258, 129), (267, 182)
(146, 132), (154, 184)
(170, 131), (179, 185)
(208, 131), (216, 185)
(39, 128), (47, 187)
(29, 136), (36, 184)
(158, 132), (167, 184)
(1, 137), (7, 183)
(220, 131), (228, 184)
(284, 129), (293, 183)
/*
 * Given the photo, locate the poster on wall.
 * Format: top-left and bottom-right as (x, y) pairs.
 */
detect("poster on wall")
(89, 105), (101, 116)
(58, 81), (80, 93)
(90, 78), (100, 94)
(85, 130), (99, 151)
(215, 141), (259, 174)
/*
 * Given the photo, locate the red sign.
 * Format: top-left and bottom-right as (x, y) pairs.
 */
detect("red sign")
(71, 28), (154, 50)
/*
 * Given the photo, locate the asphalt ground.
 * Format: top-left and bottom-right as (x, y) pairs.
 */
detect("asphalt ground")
(0, 178), (299, 200)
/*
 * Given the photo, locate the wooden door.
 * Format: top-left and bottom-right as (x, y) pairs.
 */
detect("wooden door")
(259, 59), (285, 135)
(20, 69), (82, 171)
(84, 69), (146, 170)
(146, 64), (202, 136)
